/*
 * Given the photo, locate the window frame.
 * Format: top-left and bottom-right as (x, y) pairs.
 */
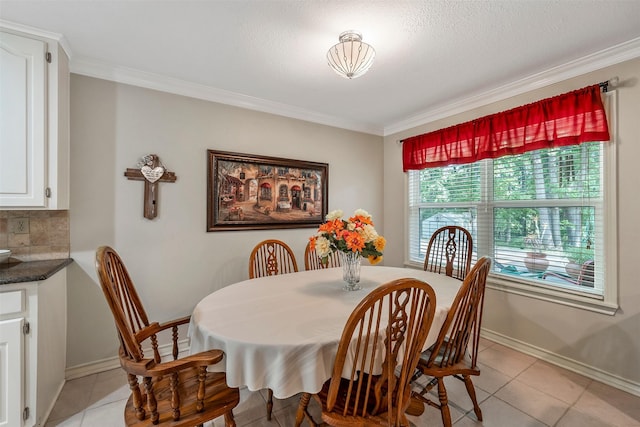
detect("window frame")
(405, 91), (618, 315)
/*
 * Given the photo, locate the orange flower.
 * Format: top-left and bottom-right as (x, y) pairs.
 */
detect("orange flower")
(319, 218), (344, 234)
(374, 236), (386, 252)
(368, 255), (383, 265)
(337, 229), (351, 241)
(318, 223), (331, 233)
(350, 215), (373, 227)
(309, 236), (316, 250)
(345, 232), (365, 252)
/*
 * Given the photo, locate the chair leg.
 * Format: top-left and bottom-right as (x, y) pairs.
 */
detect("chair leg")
(267, 388), (274, 420)
(436, 378), (452, 427)
(462, 375), (483, 421)
(224, 410), (237, 427)
(127, 374), (145, 421)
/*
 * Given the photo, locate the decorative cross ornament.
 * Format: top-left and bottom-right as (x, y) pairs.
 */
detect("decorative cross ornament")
(124, 154), (177, 219)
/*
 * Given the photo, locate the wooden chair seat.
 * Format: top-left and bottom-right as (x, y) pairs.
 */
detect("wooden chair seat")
(315, 375), (406, 426)
(124, 369), (239, 427)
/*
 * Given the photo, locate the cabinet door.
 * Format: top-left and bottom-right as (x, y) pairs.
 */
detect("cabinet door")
(0, 318), (24, 427)
(0, 31), (47, 207)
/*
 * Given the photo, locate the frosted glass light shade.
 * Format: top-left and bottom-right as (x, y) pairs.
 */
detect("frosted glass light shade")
(327, 31), (375, 79)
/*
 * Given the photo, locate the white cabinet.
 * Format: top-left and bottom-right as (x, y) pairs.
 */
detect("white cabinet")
(0, 26), (70, 209)
(0, 317), (24, 427)
(0, 270), (67, 427)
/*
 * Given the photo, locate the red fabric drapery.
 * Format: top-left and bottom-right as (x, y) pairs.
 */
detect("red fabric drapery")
(402, 85), (610, 171)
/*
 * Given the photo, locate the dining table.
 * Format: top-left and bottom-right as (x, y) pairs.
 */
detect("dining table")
(188, 265), (463, 402)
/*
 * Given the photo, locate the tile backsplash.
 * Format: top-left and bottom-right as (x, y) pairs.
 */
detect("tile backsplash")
(0, 210), (70, 261)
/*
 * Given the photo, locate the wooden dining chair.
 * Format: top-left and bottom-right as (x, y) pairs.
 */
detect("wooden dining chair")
(295, 278), (437, 427)
(249, 239), (299, 279)
(95, 246), (240, 427)
(304, 240), (341, 270)
(424, 225), (473, 280)
(412, 256), (492, 427)
(248, 238), (298, 419)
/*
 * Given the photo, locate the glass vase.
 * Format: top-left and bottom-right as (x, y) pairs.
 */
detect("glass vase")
(339, 251), (362, 291)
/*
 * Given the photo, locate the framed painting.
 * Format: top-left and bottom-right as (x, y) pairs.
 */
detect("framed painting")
(207, 150), (328, 231)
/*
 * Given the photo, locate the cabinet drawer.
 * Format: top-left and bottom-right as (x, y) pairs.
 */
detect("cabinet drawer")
(0, 290), (25, 316)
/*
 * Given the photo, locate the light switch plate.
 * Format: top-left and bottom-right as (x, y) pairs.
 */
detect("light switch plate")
(8, 218), (29, 234)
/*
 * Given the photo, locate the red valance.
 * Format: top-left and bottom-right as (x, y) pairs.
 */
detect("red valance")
(402, 85), (610, 171)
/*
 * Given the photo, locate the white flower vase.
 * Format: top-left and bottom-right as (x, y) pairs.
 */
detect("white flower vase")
(339, 251), (362, 291)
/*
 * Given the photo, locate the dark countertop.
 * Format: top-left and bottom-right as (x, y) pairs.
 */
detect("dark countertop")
(0, 258), (73, 285)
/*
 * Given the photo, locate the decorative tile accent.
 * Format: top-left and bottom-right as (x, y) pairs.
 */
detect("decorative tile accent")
(0, 210), (69, 262)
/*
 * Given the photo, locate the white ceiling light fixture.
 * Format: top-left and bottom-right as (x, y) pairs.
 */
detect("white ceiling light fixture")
(327, 30), (376, 79)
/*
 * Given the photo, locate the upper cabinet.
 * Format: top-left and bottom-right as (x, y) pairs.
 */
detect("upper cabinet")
(0, 27), (69, 209)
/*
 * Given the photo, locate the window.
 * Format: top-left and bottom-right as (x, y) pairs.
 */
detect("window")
(407, 92), (617, 314)
(279, 184), (289, 200)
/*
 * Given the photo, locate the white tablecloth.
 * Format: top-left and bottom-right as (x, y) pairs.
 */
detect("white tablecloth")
(188, 266), (462, 399)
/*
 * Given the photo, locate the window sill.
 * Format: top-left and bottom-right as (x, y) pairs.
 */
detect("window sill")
(488, 274), (618, 316)
(404, 260), (617, 315)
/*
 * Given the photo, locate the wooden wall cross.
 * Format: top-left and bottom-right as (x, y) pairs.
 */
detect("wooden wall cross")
(124, 154), (177, 219)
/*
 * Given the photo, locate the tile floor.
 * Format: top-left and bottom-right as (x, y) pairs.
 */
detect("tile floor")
(46, 338), (640, 427)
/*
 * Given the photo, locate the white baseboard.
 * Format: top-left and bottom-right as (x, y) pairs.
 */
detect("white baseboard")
(481, 328), (640, 398)
(65, 340), (190, 380)
(68, 332), (640, 400)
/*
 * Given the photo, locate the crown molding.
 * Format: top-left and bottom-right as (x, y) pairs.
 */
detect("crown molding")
(15, 21), (636, 139)
(0, 19), (73, 59)
(383, 36), (640, 136)
(70, 57), (384, 136)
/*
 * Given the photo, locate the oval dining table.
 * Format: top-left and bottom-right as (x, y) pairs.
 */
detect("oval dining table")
(188, 265), (463, 405)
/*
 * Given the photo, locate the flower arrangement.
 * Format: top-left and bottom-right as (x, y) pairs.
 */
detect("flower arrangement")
(309, 209), (386, 265)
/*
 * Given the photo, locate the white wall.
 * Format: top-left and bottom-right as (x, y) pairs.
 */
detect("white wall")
(67, 75), (383, 368)
(383, 58), (640, 390)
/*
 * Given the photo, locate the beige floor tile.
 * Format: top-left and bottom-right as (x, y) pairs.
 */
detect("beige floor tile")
(495, 379), (569, 426)
(478, 344), (537, 378)
(515, 360), (591, 405)
(408, 399), (466, 426)
(48, 375), (97, 421)
(235, 417), (281, 427)
(417, 375), (490, 413)
(572, 381), (640, 426)
(80, 399), (127, 427)
(556, 408), (620, 427)
(213, 388), (268, 427)
(45, 342), (640, 427)
(87, 369), (130, 409)
(258, 388), (302, 413)
(478, 337), (495, 352)
(473, 362), (513, 394)
(44, 411), (84, 427)
(274, 397), (323, 426)
(454, 396), (547, 427)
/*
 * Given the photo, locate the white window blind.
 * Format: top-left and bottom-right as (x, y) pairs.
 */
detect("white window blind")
(407, 92), (617, 310)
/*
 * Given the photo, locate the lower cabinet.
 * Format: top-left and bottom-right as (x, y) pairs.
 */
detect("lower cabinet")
(0, 269), (67, 427)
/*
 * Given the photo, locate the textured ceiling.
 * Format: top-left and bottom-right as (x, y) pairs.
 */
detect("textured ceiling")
(2, 1), (640, 135)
